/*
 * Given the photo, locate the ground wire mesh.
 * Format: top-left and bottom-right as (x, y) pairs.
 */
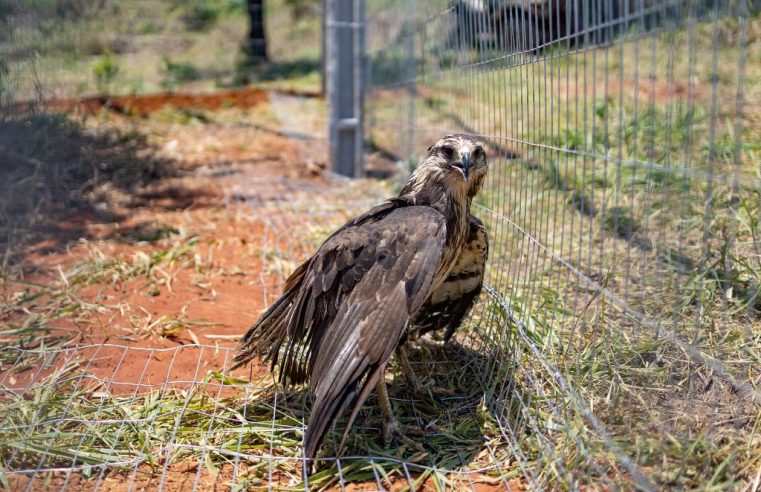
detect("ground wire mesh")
(2, 170), (527, 490)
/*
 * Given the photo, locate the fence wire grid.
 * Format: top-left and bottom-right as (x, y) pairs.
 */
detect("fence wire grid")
(1, 0), (761, 491)
(364, 0), (761, 489)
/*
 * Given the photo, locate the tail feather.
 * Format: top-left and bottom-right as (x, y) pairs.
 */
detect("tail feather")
(230, 294), (292, 370)
(303, 364), (383, 470)
(230, 261), (310, 372)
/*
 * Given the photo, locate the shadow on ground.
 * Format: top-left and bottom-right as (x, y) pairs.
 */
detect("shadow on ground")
(234, 340), (518, 488)
(235, 57), (320, 86)
(0, 111), (184, 262)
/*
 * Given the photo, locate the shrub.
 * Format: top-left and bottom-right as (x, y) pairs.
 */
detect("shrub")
(92, 52), (119, 92)
(160, 57), (201, 91)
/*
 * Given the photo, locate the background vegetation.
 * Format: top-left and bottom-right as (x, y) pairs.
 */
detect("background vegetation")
(0, 0), (323, 102)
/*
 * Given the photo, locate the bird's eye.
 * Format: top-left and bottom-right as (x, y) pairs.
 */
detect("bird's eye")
(441, 146), (455, 159)
(473, 147), (484, 159)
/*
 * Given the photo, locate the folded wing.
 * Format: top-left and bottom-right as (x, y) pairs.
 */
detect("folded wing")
(410, 215), (488, 341)
(233, 203), (447, 461)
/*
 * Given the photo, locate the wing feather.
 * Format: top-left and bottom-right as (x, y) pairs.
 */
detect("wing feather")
(301, 207), (446, 462)
(410, 215), (488, 341)
(233, 201), (447, 466)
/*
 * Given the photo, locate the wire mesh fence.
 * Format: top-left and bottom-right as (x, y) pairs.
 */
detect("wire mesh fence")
(1, 0), (760, 490)
(365, 0), (761, 489)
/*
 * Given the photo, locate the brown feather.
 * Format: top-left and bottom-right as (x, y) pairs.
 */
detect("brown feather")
(297, 206), (448, 462)
(410, 215), (488, 341)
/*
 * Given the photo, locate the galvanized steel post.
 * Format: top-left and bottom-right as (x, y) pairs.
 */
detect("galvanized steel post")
(326, 0), (365, 178)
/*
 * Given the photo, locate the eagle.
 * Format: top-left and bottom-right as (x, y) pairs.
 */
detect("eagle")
(232, 135), (489, 470)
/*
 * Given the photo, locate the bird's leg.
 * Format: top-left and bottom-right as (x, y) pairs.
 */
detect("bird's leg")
(375, 378), (399, 445)
(396, 344), (457, 397)
(396, 344), (422, 391)
(375, 378), (424, 450)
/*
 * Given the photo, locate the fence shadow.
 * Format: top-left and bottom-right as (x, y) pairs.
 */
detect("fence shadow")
(227, 338), (517, 487)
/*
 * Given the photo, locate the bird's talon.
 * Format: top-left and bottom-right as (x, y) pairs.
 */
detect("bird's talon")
(382, 419), (425, 451)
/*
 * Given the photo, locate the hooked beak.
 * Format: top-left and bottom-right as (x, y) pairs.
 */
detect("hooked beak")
(454, 152), (471, 180)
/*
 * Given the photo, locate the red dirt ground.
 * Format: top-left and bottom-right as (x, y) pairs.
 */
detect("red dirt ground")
(4, 86), (321, 118)
(8, 464), (522, 492)
(6, 159), (301, 391)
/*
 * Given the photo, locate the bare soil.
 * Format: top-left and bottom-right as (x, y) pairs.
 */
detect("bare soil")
(3, 87), (320, 118)
(1, 91), (319, 490)
(5, 116), (312, 387)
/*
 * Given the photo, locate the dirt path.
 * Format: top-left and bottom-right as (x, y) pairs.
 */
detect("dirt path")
(3, 103), (315, 381)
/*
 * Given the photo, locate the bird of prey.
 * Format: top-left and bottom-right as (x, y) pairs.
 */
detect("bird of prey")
(232, 135), (489, 470)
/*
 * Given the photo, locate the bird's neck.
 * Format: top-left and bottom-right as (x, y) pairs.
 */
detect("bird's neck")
(401, 186), (470, 245)
(445, 193), (470, 247)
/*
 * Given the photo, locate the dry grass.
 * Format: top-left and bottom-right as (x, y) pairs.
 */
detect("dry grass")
(0, 341), (517, 490)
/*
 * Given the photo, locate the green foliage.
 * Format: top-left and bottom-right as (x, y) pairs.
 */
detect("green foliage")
(0, 58), (10, 104)
(544, 159), (571, 191)
(91, 52), (119, 92)
(369, 50), (411, 86)
(179, 4), (220, 31)
(171, 0), (246, 31)
(602, 206), (641, 240)
(1, 0), (324, 98)
(283, 0), (317, 19)
(423, 94), (449, 111)
(0, 2), (15, 23)
(160, 57), (201, 90)
(6, 0), (93, 21)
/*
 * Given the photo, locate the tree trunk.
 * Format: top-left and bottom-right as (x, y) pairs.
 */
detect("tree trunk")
(247, 0), (267, 63)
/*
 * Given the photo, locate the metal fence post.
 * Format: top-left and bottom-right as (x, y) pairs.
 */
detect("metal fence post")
(327, 0), (365, 178)
(404, 0), (416, 162)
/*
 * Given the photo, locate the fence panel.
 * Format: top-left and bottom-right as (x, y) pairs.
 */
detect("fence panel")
(366, 0), (760, 488)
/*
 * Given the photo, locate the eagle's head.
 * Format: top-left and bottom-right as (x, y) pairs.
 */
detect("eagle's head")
(402, 135), (488, 202)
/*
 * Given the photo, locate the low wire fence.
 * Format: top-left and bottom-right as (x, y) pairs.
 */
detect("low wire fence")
(0, 0), (760, 490)
(365, 0), (761, 489)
